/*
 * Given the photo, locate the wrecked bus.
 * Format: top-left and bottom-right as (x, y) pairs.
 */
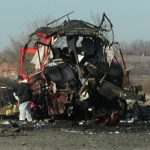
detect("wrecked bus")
(18, 13), (144, 125)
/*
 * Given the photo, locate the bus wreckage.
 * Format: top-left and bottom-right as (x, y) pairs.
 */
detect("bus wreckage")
(2, 13), (146, 125)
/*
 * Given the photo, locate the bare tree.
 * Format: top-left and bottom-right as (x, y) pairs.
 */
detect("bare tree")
(90, 12), (102, 26)
(0, 15), (54, 64)
(120, 40), (150, 56)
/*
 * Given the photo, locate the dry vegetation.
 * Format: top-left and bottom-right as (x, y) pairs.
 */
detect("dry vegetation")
(121, 41), (150, 94)
(124, 55), (150, 96)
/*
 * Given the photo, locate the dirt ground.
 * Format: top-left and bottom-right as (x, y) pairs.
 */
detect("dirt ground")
(0, 120), (150, 150)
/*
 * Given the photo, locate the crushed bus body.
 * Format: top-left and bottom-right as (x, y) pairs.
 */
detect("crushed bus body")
(3, 13), (146, 125)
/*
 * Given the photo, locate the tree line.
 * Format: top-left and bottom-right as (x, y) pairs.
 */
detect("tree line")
(120, 40), (150, 56)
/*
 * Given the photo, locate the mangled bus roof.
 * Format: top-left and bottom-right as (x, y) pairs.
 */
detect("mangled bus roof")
(30, 19), (105, 38)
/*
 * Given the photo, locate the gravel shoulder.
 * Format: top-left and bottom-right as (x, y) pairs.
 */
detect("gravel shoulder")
(0, 121), (150, 150)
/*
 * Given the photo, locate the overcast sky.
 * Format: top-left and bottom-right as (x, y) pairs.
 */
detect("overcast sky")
(0, 0), (150, 50)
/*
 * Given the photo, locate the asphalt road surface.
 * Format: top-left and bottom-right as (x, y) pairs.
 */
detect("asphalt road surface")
(0, 120), (150, 150)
